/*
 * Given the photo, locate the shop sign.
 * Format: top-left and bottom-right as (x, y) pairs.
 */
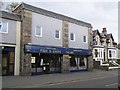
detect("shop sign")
(25, 45), (91, 55)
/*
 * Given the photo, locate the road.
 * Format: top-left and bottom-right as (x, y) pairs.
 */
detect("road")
(36, 75), (118, 88)
(2, 69), (119, 88)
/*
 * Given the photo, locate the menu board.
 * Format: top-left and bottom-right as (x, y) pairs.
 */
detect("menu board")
(31, 57), (35, 63)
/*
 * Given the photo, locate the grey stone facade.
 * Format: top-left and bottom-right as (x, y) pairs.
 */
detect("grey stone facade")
(20, 10), (32, 76)
(61, 21), (70, 73)
(87, 28), (93, 71)
(62, 21), (69, 48)
(14, 9), (32, 76)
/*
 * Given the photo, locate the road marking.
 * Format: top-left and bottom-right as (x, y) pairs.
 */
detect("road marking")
(29, 75), (118, 88)
(105, 83), (118, 87)
(10, 75), (118, 88)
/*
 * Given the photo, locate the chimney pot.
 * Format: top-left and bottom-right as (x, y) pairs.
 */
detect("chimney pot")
(102, 27), (107, 35)
(102, 27), (107, 31)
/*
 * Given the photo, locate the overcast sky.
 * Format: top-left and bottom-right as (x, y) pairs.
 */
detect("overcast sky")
(2, 0), (118, 42)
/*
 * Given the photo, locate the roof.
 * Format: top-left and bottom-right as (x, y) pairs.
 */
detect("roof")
(93, 30), (101, 37)
(0, 10), (21, 21)
(13, 3), (92, 28)
(106, 33), (114, 41)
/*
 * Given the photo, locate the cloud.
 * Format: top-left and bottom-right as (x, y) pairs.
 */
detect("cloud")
(2, 1), (118, 42)
(26, 2), (118, 42)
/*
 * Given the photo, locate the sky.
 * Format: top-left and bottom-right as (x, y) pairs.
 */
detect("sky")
(1, 0), (119, 43)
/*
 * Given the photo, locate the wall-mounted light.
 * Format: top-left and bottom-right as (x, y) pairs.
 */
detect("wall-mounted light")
(2, 46), (4, 49)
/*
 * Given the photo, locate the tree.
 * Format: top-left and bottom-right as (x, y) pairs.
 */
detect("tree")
(6, 2), (19, 12)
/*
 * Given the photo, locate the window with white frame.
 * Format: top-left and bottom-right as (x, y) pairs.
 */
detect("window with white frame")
(109, 50), (112, 58)
(0, 22), (8, 33)
(94, 49), (98, 58)
(35, 25), (42, 37)
(55, 30), (60, 39)
(100, 49), (103, 58)
(83, 36), (87, 43)
(108, 49), (116, 58)
(70, 33), (75, 41)
(94, 48), (104, 59)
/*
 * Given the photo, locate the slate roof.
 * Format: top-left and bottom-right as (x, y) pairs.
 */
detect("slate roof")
(93, 30), (101, 37)
(0, 10), (21, 21)
(106, 33), (114, 41)
(93, 30), (117, 45)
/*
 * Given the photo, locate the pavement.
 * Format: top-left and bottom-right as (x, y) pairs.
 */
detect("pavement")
(2, 69), (119, 88)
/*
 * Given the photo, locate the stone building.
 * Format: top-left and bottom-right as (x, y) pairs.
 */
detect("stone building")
(1, 3), (93, 76)
(93, 28), (118, 69)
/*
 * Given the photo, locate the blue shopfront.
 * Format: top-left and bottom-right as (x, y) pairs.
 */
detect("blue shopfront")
(24, 45), (91, 75)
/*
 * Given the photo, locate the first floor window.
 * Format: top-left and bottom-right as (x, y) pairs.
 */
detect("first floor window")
(0, 22), (8, 33)
(108, 50), (116, 58)
(109, 50), (112, 58)
(83, 36), (87, 43)
(35, 25), (42, 37)
(70, 33), (75, 41)
(55, 30), (60, 39)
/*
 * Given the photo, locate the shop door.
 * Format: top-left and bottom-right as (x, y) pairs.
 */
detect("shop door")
(2, 51), (14, 76)
(43, 56), (50, 74)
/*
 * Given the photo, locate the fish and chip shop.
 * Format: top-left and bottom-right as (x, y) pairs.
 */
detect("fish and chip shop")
(24, 45), (91, 75)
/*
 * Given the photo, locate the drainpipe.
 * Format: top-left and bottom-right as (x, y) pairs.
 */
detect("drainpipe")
(106, 43), (108, 62)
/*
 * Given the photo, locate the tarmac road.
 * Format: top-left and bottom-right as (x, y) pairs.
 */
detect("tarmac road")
(38, 74), (118, 88)
(2, 69), (119, 88)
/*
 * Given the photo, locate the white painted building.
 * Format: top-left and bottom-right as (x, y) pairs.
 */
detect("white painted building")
(93, 28), (118, 68)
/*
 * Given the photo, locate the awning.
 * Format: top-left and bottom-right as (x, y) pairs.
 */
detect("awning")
(24, 45), (91, 56)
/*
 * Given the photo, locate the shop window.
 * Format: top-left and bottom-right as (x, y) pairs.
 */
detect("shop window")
(79, 57), (85, 66)
(70, 57), (87, 70)
(0, 22), (8, 33)
(49, 54), (61, 72)
(70, 56), (77, 67)
(35, 25), (42, 37)
(55, 30), (60, 39)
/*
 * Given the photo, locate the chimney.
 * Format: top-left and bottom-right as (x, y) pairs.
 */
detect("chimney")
(102, 27), (107, 35)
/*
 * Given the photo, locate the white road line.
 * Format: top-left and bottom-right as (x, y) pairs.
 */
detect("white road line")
(105, 83), (118, 87)
(37, 75), (118, 87)
(12, 75), (118, 88)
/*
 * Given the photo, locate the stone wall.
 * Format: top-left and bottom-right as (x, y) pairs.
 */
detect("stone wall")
(93, 60), (100, 69)
(14, 9), (32, 76)
(61, 21), (70, 73)
(62, 21), (69, 48)
(87, 28), (93, 71)
(20, 10), (32, 76)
